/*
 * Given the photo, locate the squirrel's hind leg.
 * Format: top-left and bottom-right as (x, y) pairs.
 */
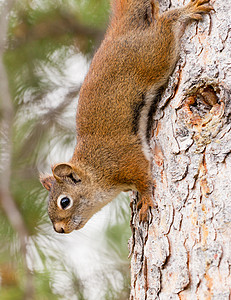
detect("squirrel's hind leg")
(110, 0), (160, 31)
(148, 0), (160, 25)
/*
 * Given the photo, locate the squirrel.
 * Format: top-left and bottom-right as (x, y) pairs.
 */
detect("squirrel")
(40, 0), (213, 234)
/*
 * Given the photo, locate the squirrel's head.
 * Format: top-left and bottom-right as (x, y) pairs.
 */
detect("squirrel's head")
(40, 162), (112, 234)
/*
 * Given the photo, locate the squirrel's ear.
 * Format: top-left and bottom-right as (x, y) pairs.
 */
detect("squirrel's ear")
(40, 174), (55, 191)
(52, 163), (81, 184)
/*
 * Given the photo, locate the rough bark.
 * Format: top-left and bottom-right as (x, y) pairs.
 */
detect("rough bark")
(129, 0), (231, 299)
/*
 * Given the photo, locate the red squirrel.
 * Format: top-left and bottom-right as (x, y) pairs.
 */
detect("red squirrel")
(40, 0), (213, 233)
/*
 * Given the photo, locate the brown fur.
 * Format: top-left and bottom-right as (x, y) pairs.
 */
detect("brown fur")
(41, 0), (212, 233)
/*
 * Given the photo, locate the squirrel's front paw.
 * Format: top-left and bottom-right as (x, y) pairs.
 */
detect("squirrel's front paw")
(137, 196), (156, 223)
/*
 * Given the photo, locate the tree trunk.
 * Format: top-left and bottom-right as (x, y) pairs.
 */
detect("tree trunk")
(129, 0), (231, 299)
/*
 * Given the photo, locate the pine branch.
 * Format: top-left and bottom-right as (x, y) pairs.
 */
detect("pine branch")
(0, 1), (34, 298)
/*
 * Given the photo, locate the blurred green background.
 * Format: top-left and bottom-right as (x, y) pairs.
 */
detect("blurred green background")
(0, 0), (131, 299)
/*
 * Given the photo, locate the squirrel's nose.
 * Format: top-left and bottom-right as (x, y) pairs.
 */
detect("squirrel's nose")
(53, 222), (65, 233)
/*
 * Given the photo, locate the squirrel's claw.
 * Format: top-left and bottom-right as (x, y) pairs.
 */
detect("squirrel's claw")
(139, 203), (150, 223)
(137, 196), (156, 223)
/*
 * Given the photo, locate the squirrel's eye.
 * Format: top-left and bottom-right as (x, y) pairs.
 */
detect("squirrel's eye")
(57, 195), (73, 210)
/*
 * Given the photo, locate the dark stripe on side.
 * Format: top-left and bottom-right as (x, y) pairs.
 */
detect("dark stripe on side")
(146, 88), (164, 142)
(131, 93), (146, 134)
